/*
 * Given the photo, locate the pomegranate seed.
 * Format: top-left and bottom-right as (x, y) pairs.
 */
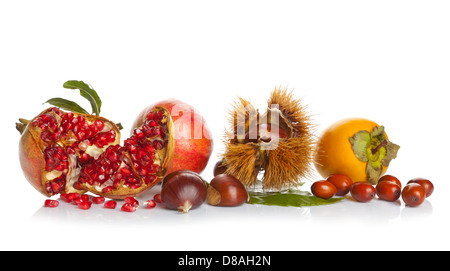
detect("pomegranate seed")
(104, 200), (117, 209)
(144, 144), (155, 153)
(144, 200), (156, 209)
(78, 115), (85, 123)
(113, 172), (123, 181)
(80, 194), (90, 202)
(153, 140), (164, 150)
(66, 146), (76, 155)
(121, 203), (137, 212)
(92, 196), (105, 204)
(124, 197), (139, 207)
(51, 182), (62, 192)
(44, 199), (59, 208)
(73, 181), (84, 191)
(144, 175), (156, 184)
(65, 112), (74, 120)
(139, 168), (148, 176)
(102, 186), (113, 193)
(142, 126), (154, 136)
(120, 167), (131, 175)
(59, 193), (70, 202)
(78, 201), (92, 210)
(113, 180), (121, 189)
(134, 128), (145, 139)
(108, 152), (118, 162)
(128, 144), (138, 153)
(43, 145), (69, 172)
(154, 127), (164, 137)
(94, 119), (105, 131)
(46, 176), (66, 195)
(80, 153), (91, 163)
(60, 192), (80, 203)
(150, 164), (160, 173)
(73, 124), (80, 133)
(85, 129), (94, 138)
(153, 193), (162, 203)
(73, 198), (83, 205)
(156, 111), (164, 120)
(76, 131), (86, 141)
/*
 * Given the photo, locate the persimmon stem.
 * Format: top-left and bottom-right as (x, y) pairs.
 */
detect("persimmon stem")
(372, 139), (388, 155)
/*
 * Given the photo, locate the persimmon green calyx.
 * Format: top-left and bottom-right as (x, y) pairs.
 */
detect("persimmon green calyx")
(349, 126), (400, 184)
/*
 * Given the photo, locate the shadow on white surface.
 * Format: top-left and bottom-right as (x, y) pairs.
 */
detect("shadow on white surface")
(30, 191), (433, 227)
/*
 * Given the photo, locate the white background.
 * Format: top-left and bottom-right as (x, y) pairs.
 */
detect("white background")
(1, 0), (449, 251)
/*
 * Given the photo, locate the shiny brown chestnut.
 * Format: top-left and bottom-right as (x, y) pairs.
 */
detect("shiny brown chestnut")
(160, 170), (207, 213)
(213, 160), (228, 177)
(207, 174), (248, 207)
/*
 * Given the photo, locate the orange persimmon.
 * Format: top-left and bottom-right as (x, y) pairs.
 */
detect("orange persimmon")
(314, 118), (400, 184)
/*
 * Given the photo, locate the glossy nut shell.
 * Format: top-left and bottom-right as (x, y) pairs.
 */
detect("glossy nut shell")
(207, 174), (248, 207)
(160, 170), (207, 212)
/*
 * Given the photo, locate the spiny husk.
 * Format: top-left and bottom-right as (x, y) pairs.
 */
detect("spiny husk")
(222, 143), (261, 187)
(226, 97), (259, 144)
(263, 137), (314, 190)
(222, 86), (315, 190)
(267, 86), (313, 137)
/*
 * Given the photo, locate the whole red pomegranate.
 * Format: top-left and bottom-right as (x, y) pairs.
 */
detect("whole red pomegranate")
(132, 99), (213, 175)
(18, 106), (174, 199)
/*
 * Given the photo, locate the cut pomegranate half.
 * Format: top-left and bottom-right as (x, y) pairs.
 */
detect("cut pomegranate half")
(19, 106), (174, 199)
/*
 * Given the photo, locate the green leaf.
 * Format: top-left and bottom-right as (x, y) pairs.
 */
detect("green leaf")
(63, 80), (102, 115)
(248, 189), (346, 207)
(44, 98), (90, 115)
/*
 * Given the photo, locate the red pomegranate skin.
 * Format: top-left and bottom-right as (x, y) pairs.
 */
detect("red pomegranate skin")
(19, 128), (47, 196)
(132, 99), (213, 175)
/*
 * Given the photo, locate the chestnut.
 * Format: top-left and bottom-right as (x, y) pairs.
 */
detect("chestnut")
(244, 123), (290, 143)
(213, 160), (228, 177)
(160, 170), (207, 213)
(207, 174), (248, 207)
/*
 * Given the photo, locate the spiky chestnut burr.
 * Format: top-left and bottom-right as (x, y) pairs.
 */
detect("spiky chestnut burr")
(220, 87), (315, 190)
